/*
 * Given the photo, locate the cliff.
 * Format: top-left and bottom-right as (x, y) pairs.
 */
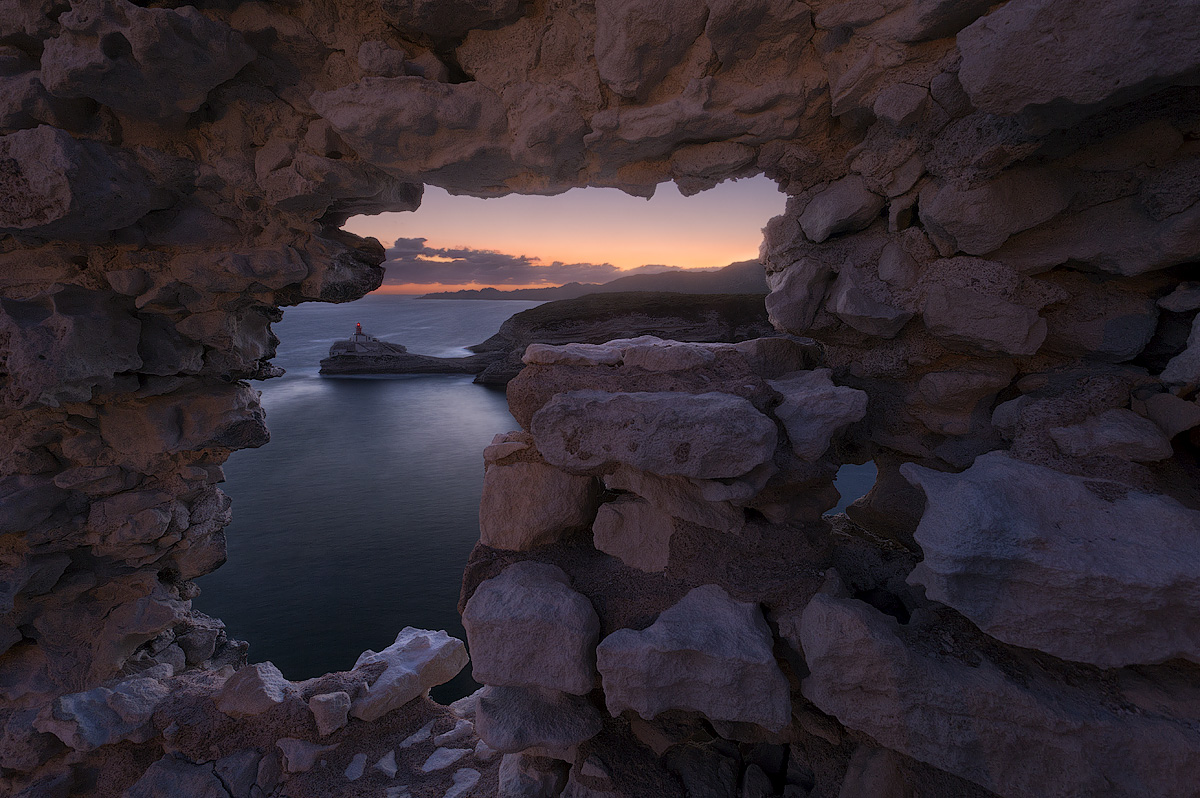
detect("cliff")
(471, 292), (775, 383)
(0, 0), (1198, 796)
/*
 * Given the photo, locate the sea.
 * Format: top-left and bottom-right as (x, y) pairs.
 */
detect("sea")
(192, 294), (875, 702)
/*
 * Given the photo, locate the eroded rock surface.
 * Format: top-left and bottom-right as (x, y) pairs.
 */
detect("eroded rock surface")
(4, 0), (1200, 795)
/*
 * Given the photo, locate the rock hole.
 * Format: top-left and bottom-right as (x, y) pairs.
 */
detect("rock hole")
(99, 31), (133, 61)
(854, 587), (911, 624)
(826, 461), (878, 515)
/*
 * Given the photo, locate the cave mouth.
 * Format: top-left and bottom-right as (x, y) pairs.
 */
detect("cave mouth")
(191, 177), (787, 701)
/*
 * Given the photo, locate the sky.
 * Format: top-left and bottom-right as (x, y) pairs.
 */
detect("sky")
(342, 176), (786, 294)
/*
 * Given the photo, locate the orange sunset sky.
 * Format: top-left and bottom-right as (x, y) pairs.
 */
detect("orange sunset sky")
(343, 176), (786, 294)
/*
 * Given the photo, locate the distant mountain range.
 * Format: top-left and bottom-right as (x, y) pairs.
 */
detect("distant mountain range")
(417, 259), (767, 299)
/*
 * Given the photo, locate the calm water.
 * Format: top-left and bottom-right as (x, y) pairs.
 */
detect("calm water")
(193, 296), (541, 700)
(193, 294), (875, 701)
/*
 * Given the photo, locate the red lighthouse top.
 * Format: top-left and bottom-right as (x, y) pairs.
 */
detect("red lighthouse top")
(355, 322), (363, 335)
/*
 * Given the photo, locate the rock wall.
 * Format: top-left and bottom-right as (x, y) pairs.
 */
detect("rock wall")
(1, 0), (1198, 796)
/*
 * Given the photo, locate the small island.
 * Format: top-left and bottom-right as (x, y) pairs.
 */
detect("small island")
(319, 322), (499, 375)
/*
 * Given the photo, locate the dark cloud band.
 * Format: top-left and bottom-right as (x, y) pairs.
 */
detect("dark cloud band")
(382, 238), (680, 286)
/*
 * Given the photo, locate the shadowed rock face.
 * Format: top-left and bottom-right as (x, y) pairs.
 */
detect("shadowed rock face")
(2, 0), (1200, 795)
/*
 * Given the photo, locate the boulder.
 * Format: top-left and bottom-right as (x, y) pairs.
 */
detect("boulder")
(827, 270), (913, 338)
(603, 467), (747, 534)
(480, 461), (597, 551)
(922, 284), (1046, 356)
(34, 673), (169, 751)
(919, 170), (1074, 256)
(308, 691), (350, 737)
(349, 627), (468, 721)
(125, 755), (229, 798)
(957, 0), (1200, 127)
(532, 390), (777, 479)
(596, 585), (791, 732)
(594, 0), (708, 100)
(873, 83), (928, 128)
(1049, 408), (1174, 461)
(769, 370), (868, 460)
(41, 0), (255, 119)
(214, 662), (293, 718)
(476, 685), (603, 753)
(499, 753), (571, 798)
(1144, 392), (1200, 438)
(463, 562), (600, 695)
(765, 258), (836, 335)
(592, 497), (674, 573)
(797, 593), (1200, 798)
(798, 176), (884, 243)
(903, 453), (1200, 667)
(0, 126), (160, 240)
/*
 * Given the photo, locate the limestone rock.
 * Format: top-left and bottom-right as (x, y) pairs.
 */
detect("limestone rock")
(873, 83), (928, 128)
(920, 169), (1074, 255)
(1158, 282), (1200, 313)
(798, 176), (884, 243)
(463, 562), (600, 695)
(603, 466), (747, 534)
(827, 269), (913, 338)
(447, 768), (483, 798)
(1049, 408), (1174, 461)
(34, 673), (169, 752)
(1160, 315), (1200, 389)
(958, 0), (1200, 127)
(374, 749), (398, 777)
(594, 0), (708, 100)
(532, 390), (777, 479)
(769, 369), (868, 461)
(523, 342), (623, 367)
(214, 662), (293, 718)
(382, 0), (522, 38)
(308, 691), (350, 737)
(1144, 392), (1200, 438)
(922, 283), (1046, 356)
(350, 627), (468, 721)
(435, 718), (475, 746)
(0, 285), (142, 408)
(765, 258), (835, 335)
(597, 585), (791, 732)
(903, 453), (1200, 667)
(499, 753), (570, 798)
(592, 496), (675, 573)
(476, 685), (603, 754)
(310, 77), (510, 183)
(422, 747), (471, 772)
(798, 593), (1200, 798)
(41, 0), (254, 119)
(0, 125), (162, 240)
(479, 461), (597, 551)
(277, 738), (337, 773)
(125, 754), (229, 798)
(345, 753), (367, 781)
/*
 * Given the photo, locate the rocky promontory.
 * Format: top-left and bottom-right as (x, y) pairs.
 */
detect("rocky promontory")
(470, 292), (775, 383)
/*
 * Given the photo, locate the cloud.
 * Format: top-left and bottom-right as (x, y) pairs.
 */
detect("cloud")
(381, 238), (686, 286)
